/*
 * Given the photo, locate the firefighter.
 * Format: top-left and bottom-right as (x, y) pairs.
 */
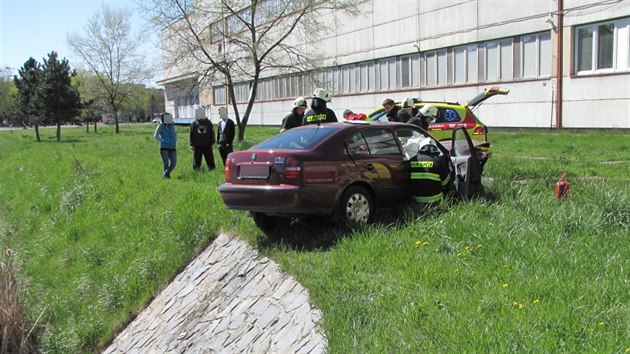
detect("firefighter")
(303, 88), (338, 125)
(410, 138), (450, 204)
(281, 96), (308, 132)
(408, 104), (439, 131)
(397, 97), (418, 123)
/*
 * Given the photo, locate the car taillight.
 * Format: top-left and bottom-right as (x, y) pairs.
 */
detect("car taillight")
(473, 126), (486, 135)
(283, 157), (302, 182)
(224, 158), (232, 181)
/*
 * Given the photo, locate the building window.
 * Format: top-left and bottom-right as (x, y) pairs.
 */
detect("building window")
(401, 56), (411, 88)
(454, 46), (466, 84)
(437, 50), (447, 86)
(213, 86), (225, 105)
(486, 42), (498, 82)
(426, 52), (436, 87)
(467, 45), (478, 83)
(539, 32), (551, 76)
(575, 18), (630, 74)
(411, 54), (421, 87)
(500, 39), (513, 80)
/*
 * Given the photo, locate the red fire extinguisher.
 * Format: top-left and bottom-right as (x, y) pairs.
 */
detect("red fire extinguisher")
(555, 172), (571, 200)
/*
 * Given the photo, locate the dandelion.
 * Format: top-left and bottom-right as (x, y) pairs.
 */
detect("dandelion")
(457, 253), (462, 257)
(598, 321), (606, 327)
(465, 246), (474, 253)
(415, 241), (422, 247)
(533, 299), (540, 304)
(423, 241), (430, 246)
(502, 283), (509, 289)
(477, 244), (483, 249)
(518, 303), (524, 309)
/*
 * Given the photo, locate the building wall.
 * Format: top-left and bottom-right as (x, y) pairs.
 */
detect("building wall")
(160, 0), (630, 128)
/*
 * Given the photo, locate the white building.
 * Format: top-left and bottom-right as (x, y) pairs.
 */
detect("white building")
(158, 0), (630, 128)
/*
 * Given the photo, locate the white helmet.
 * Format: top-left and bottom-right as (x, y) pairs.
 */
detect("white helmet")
(419, 104), (438, 120)
(312, 88), (332, 102)
(293, 96), (308, 108)
(419, 137), (439, 155)
(402, 97), (415, 109)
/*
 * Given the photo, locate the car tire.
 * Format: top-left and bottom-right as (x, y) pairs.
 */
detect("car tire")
(251, 212), (287, 233)
(337, 185), (373, 227)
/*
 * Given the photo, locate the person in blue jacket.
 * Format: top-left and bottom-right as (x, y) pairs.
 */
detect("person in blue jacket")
(154, 113), (177, 179)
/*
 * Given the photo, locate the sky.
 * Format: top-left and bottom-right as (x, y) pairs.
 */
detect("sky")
(0, 0), (162, 85)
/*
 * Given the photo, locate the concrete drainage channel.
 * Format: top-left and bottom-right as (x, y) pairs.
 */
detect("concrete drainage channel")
(104, 233), (327, 353)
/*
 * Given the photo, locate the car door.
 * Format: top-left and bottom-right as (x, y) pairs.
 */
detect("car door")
(450, 127), (483, 199)
(346, 127), (408, 206)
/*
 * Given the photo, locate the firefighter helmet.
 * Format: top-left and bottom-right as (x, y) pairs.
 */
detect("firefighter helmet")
(402, 97), (415, 109)
(293, 96), (308, 108)
(419, 104), (438, 120)
(312, 88), (332, 102)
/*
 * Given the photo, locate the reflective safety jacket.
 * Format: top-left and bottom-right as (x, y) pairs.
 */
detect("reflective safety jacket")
(410, 151), (450, 203)
(303, 107), (338, 125)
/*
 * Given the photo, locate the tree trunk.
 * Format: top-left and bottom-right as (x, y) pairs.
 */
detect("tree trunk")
(94, 121), (98, 133)
(86, 121), (90, 133)
(56, 122), (61, 142)
(114, 112), (120, 134)
(34, 124), (40, 142)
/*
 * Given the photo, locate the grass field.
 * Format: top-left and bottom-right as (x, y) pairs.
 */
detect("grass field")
(0, 125), (628, 353)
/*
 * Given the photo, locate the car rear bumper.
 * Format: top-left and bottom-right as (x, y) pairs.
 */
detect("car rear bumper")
(218, 183), (339, 216)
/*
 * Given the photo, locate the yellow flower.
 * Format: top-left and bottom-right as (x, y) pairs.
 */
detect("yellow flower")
(502, 283), (509, 288)
(415, 241), (422, 247)
(477, 244), (483, 249)
(423, 241), (430, 246)
(457, 253), (462, 257)
(512, 301), (518, 306)
(624, 347), (630, 353)
(598, 321), (606, 327)
(532, 299), (540, 304)
(465, 246), (473, 253)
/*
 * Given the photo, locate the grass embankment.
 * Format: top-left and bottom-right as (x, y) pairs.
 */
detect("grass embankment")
(0, 126), (628, 353)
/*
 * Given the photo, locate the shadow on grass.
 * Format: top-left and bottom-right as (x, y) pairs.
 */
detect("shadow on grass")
(255, 200), (458, 252)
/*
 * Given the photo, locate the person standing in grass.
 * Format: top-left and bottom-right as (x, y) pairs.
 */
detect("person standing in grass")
(216, 107), (235, 166)
(190, 107), (216, 171)
(154, 113), (177, 179)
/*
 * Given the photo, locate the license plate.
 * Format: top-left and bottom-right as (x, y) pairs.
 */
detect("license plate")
(239, 165), (269, 179)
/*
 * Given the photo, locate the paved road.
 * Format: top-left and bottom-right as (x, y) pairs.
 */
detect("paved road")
(104, 233), (327, 353)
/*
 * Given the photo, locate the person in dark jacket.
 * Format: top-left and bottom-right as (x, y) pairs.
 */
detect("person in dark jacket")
(408, 104), (439, 131)
(410, 138), (451, 204)
(216, 107), (235, 166)
(281, 96), (308, 132)
(382, 98), (401, 122)
(153, 113), (177, 179)
(396, 97), (418, 123)
(189, 107), (216, 171)
(303, 88), (338, 125)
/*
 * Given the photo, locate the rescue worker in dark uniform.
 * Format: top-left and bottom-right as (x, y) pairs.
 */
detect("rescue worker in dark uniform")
(303, 88), (338, 125)
(408, 104), (439, 131)
(382, 98), (401, 122)
(396, 97), (418, 123)
(281, 96), (308, 132)
(410, 138), (451, 204)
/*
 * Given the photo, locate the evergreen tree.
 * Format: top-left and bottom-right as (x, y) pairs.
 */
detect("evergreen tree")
(13, 58), (44, 141)
(40, 51), (81, 142)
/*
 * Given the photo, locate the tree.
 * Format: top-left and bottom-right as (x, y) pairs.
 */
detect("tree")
(0, 68), (16, 125)
(141, 0), (367, 141)
(39, 51), (81, 142)
(13, 58), (44, 141)
(67, 5), (154, 134)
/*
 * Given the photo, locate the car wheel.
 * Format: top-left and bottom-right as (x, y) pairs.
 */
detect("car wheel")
(251, 212), (287, 233)
(338, 185), (373, 227)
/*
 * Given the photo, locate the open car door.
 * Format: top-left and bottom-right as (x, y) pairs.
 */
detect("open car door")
(450, 127), (484, 199)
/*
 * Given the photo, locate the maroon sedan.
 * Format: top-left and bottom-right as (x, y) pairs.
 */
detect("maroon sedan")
(218, 121), (483, 231)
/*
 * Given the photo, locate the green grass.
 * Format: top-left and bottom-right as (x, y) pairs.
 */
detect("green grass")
(0, 126), (628, 353)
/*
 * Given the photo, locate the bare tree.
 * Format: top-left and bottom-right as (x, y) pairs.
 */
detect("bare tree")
(141, 0), (367, 141)
(67, 5), (154, 134)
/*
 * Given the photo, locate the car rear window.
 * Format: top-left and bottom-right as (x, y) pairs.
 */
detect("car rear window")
(253, 126), (338, 150)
